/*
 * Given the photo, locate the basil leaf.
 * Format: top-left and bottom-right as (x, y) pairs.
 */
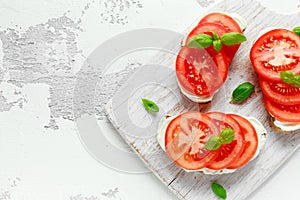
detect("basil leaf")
(293, 27), (300, 36)
(141, 98), (159, 113)
(211, 182), (227, 199)
(210, 31), (220, 40)
(221, 32), (247, 46)
(187, 34), (213, 48)
(205, 136), (221, 150)
(294, 74), (300, 81)
(219, 128), (235, 144)
(292, 75), (300, 87)
(213, 40), (222, 53)
(280, 71), (300, 88)
(280, 70), (294, 84)
(206, 129), (234, 150)
(231, 82), (254, 103)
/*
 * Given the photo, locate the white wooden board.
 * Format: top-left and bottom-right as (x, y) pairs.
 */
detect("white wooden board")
(106, 0), (300, 199)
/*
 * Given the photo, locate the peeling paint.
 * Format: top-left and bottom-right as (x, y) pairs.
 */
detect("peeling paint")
(0, 3), (141, 129)
(100, 0), (143, 25)
(0, 16), (80, 129)
(69, 187), (121, 200)
(101, 187), (119, 199)
(0, 191), (10, 200)
(196, 0), (215, 7)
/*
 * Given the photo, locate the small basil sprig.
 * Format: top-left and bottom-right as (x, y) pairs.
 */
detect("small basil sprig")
(211, 182), (227, 199)
(141, 98), (159, 113)
(280, 71), (300, 87)
(231, 82), (254, 103)
(187, 31), (246, 53)
(293, 27), (300, 36)
(205, 128), (235, 150)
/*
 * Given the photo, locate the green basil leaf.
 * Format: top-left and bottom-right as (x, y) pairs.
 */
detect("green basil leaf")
(221, 32), (247, 46)
(141, 98), (159, 113)
(207, 30), (220, 40)
(294, 74), (300, 81)
(213, 40), (222, 53)
(211, 182), (227, 199)
(292, 75), (300, 87)
(280, 70), (294, 84)
(231, 82), (255, 103)
(187, 34), (213, 49)
(293, 27), (300, 36)
(280, 71), (300, 87)
(219, 128), (235, 144)
(205, 136), (221, 150)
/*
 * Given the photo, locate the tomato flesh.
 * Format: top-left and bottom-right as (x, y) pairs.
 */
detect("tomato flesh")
(198, 12), (242, 33)
(176, 46), (227, 97)
(264, 98), (300, 122)
(226, 114), (258, 169)
(250, 29), (300, 81)
(260, 78), (300, 105)
(205, 112), (244, 170)
(165, 112), (219, 170)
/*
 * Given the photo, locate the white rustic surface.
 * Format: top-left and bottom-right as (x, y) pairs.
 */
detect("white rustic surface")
(107, 0), (300, 199)
(0, 0), (300, 200)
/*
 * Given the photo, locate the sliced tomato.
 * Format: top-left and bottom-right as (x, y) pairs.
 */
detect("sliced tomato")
(186, 22), (239, 63)
(264, 97), (300, 122)
(260, 78), (300, 105)
(198, 12), (242, 33)
(165, 112), (219, 170)
(176, 46), (228, 97)
(226, 114), (258, 169)
(250, 29), (300, 81)
(205, 112), (244, 170)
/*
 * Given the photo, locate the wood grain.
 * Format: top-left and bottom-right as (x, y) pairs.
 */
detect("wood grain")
(106, 0), (300, 199)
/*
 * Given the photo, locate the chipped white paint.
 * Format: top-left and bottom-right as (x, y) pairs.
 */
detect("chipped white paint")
(107, 0), (300, 199)
(99, 0), (143, 25)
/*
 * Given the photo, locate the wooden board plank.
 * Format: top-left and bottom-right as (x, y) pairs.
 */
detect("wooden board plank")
(106, 0), (300, 199)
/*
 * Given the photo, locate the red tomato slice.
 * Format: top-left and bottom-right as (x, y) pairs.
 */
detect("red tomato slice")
(264, 97), (300, 122)
(260, 78), (300, 105)
(198, 12), (242, 33)
(165, 112), (219, 170)
(186, 22), (240, 63)
(226, 114), (258, 169)
(250, 29), (300, 81)
(176, 46), (228, 97)
(205, 112), (244, 170)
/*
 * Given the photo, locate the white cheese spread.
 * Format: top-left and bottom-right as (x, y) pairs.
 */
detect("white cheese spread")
(177, 81), (214, 103)
(273, 119), (300, 132)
